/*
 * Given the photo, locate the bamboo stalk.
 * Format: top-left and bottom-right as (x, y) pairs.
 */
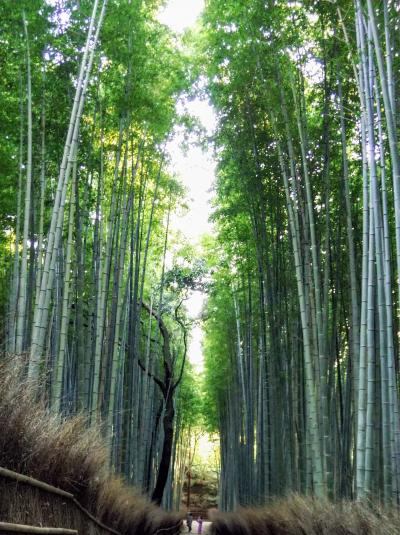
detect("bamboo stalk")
(51, 152), (77, 411)
(8, 69), (24, 354)
(16, 11), (33, 354)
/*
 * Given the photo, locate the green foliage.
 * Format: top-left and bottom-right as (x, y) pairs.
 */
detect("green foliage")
(164, 258), (208, 294)
(176, 361), (204, 429)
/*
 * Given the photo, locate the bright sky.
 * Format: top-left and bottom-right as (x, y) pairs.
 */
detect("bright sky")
(167, 99), (216, 242)
(158, 0), (205, 33)
(158, 1), (216, 372)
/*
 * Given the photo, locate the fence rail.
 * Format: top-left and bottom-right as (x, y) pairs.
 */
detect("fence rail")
(0, 467), (73, 499)
(0, 522), (77, 534)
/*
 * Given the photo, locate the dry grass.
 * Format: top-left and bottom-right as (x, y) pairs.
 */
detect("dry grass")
(0, 356), (182, 535)
(209, 495), (400, 535)
(0, 356), (106, 495)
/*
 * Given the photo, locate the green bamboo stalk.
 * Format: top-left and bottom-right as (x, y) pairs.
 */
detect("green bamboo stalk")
(16, 11), (33, 354)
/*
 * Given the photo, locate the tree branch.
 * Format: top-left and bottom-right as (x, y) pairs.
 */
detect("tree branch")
(173, 300), (188, 390)
(136, 358), (165, 395)
(141, 301), (173, 397)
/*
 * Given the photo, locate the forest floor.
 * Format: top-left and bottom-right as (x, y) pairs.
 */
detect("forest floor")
(181, 520), (212, 533)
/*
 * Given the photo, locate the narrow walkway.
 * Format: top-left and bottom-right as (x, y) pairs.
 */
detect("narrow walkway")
(181, 520), (212, 533)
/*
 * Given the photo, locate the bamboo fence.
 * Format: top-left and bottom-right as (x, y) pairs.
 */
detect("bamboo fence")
(0, 466), (182, 535)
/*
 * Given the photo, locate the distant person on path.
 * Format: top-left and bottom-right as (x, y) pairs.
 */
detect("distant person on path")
(186, 512), (193, 533)
(197, 516), (203, 533)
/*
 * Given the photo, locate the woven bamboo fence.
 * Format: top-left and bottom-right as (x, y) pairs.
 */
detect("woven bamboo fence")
(0, 466), (182, 535)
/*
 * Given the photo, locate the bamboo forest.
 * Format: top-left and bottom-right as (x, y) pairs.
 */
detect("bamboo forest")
(2, 1), (400, 534)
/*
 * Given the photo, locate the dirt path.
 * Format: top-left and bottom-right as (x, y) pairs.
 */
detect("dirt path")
(181, 520), (212, 533)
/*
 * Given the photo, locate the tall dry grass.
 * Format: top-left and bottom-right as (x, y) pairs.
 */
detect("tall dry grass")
(209, 495), (400, 535)
(0, 357), (182, 534)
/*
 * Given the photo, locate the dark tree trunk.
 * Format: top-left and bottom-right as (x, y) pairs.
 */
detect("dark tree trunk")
(151, 393), (175, 505)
